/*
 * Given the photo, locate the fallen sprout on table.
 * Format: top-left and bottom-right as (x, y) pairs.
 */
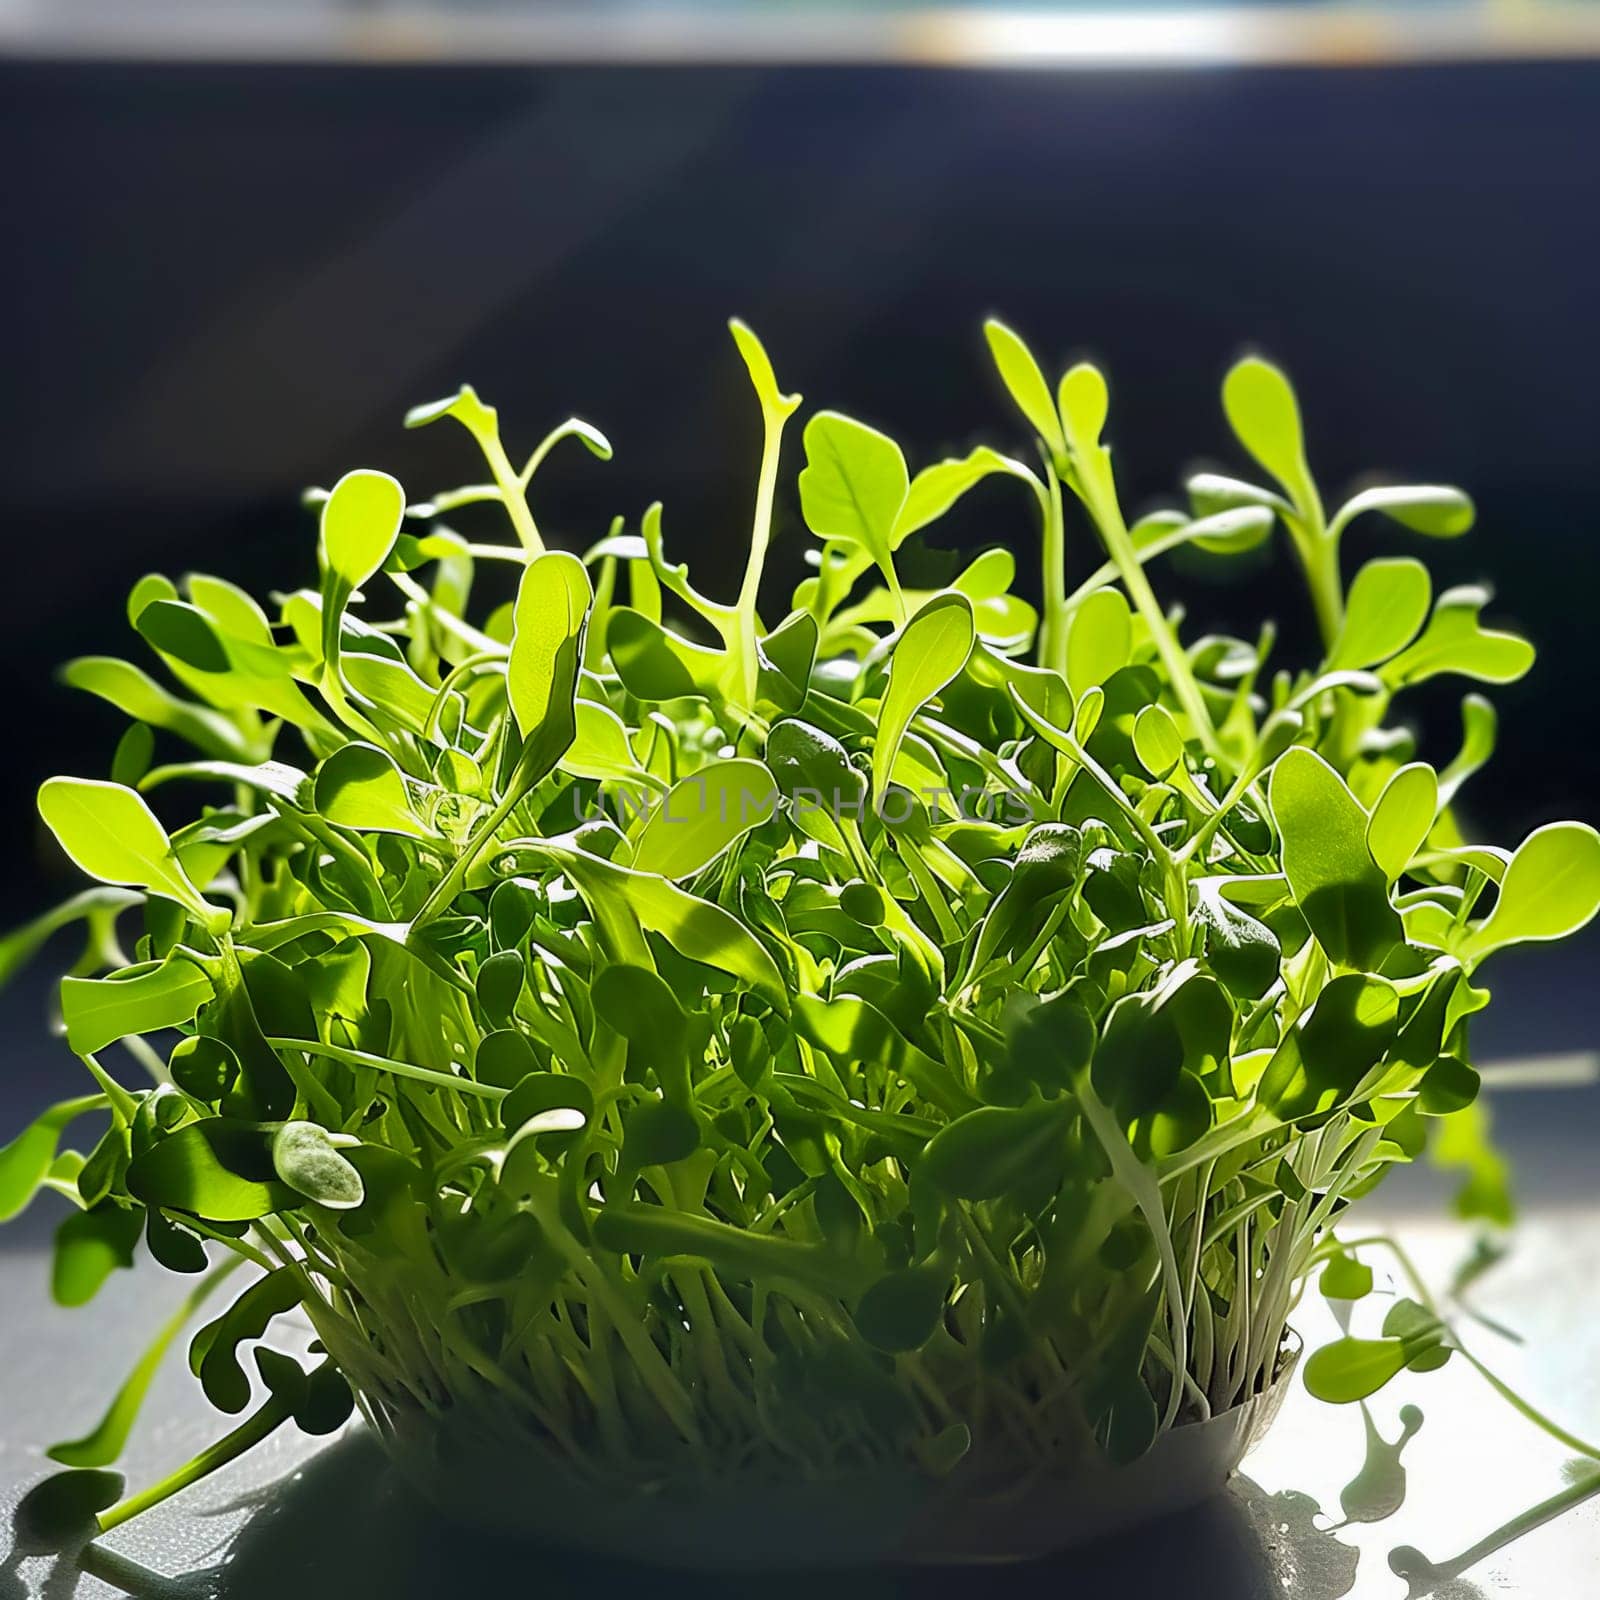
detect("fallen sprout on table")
(2, 318), (1598, 1540)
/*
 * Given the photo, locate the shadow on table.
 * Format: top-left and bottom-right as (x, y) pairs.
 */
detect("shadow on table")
(7, 1430), (1390, 1600)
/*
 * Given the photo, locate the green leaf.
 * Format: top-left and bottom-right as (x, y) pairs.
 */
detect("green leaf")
(1258, 973), (1400, 1122)
(1194, 879), (1282, 1001)
(61, 657), (250, 761)
(1065, 587), (1132, 697)
(1006, 991), (1095, 1094)
(1319, 1249), (1374, 1301)
(564, 699), (650, 785)
(476, 1029), (538, 1091)
(1186, 472), (1291, 520)
(111, 723), (155, 788)
(892, 447), (1034, 545)
(1336, 484), (1475, 538)
(1366, 763), (1439, 881)
(593, 1203), (853, 1296)
(607, 608), (716, 703)
(271, 1122), (364, 1210)
(872, 593), (976, 800)
(475, 949), (524, 1026)
(855, 1267), (948, 1353)
(591, 964), (689, 1050)
(798, 411), (909, 570)
(1269, 749), (1403, 969)
(135, 600), (229, 673)
(795, 993), (971, 1119)
(313, 744), (435, 840)
(1132, 704), (1185, 781)
(623, 1098), (701, 1168)
(1222, 356), (1312, 503)
(920, 1100), (1068, 1201)
(1438, 694), (1497, 808)
(1092, 989), (1185, 1123)
(1057, 363), (1109, 455)
(0, 886), (141, 990)
(405, 384), (497, 437)
(192, 1268), (304, 1413)
(1432, 1099), (1514, 1226)
(61, 957), (214, 1057)
(557, 849), (790, 1015)
(1326, 559), (1431, 672)
(127, 1120), (297, 1223)
(767, 718), (865, 819)
(1382, 1298), (1453, 1371)
(52, 1204), (144, 1307)
(983, 319), (1065, 460)
(38, 778), (223, 930)
(508, 550), (592, 784)
(729, 318), (800, 420)
(320, 469), (406, 589)
(1418, 1053), (1481, 1116)
(1461, 822), (1600, 964)
(1303, 1337), (1408, 1404)
(1184, 504), (1277, 556)
(1381, 585), (1535, 687)
(632, 758), (778, 880)
(0, 1095), (105, 1223)
(501, 1072), (594, 1131)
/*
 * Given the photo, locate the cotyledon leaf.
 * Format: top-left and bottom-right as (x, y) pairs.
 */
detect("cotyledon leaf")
(1222, 356), (1315, 507)
(0, 1095), (107, 1223)
(983, 319), (1066, 461)
(1366, 763), (1439, 881)
(313, 744), (437, 840)
(1381, 585), (1535, 687)
(508, 550), (593, 782)
(38, 779), (225, 932)
(798, 411), (909, 577)
(271, 1123), (365, 1210)
(1065, 587), (1132, 697)
(872, 593), (976, 800)
(1326, 559), (1431, 672)
(1269, 749), (1402, 970)
(61, 957), (214, 1057)
(551, 846), (789, 1015)
(1459, 823), (1600, 965)
(631, 759), (779, 881)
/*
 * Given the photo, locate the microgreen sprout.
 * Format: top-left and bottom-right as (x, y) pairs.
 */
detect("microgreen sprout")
(3, 319), (1598, 1553)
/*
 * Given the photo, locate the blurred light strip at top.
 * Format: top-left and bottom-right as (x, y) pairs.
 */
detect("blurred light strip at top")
(931, 5), (1600, 66)
(4, 4), (1600, 68)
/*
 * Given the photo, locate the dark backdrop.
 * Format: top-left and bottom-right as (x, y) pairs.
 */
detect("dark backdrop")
(1, 58), (1596, 1067)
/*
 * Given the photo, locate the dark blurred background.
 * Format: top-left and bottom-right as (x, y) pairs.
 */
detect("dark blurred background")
(1, 37), (1598, 1116)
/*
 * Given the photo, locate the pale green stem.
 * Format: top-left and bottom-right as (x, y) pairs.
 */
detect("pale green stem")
(1040, 465), (1068, 676)
(389, 570), (502, 656)
(1075, 1073), (1190, 1430)
(475, 427), (543, 554)
(268, 1037), (506, 1101)
(735, 396), (793, 708)
(96, 1397), (292, 1532)
(1079, 474), (1223, 763)
(1300, 519), (1345, 653)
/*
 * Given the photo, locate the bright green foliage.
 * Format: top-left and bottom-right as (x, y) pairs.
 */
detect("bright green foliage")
(5, 319), (1596, 1535)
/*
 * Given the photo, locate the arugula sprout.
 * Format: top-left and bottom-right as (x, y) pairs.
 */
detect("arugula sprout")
(4, 319), (1598, 1545)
